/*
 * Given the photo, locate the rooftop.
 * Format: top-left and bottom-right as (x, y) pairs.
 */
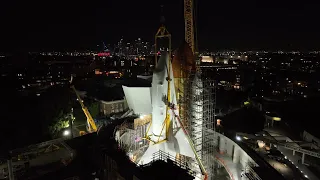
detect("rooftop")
(74, 77), (151, 102)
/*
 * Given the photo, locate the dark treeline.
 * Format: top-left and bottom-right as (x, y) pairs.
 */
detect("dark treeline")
(0, 85), (72, 155)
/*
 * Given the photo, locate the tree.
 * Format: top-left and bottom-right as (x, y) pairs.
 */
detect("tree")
(48, 111), (72, 138)
(40, 86), (72, 138)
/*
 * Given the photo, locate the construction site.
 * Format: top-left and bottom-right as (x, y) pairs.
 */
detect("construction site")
(6, 0), (320, 180)
(113, 0), (219, 179)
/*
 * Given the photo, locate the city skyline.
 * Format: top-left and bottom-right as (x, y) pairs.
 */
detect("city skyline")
(1, 0), (320, 52)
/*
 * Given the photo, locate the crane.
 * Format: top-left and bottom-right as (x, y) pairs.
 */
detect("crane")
(71, 85), (98, 134)
(69, 75), (97, 134)
(184, 0), (195, 54)
(185, 0), (201, 73)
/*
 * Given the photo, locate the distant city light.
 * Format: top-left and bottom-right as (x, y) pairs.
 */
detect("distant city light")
(201, 56), (213, 63)
(97, 52), (110, 57)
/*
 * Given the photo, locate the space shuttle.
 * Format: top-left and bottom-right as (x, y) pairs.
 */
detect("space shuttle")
(138, 52), (195, 165)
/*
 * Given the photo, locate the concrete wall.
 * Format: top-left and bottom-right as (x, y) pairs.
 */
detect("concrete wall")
(216, 132), (257, 168)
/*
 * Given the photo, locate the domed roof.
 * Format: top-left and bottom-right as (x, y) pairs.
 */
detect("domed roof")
(172, 41), (196, 78)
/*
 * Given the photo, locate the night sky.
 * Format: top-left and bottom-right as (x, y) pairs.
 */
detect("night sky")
(1, 0), (320, 52)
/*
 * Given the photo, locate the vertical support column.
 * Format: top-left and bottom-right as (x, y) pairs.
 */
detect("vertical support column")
(302, 153), (305, 164)
(293, 150), (295, 156)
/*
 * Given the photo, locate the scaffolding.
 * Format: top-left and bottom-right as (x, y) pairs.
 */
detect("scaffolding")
(182, 0), (217, 177)
(185, 70), (216, 180)
(115, 117), (150, 163)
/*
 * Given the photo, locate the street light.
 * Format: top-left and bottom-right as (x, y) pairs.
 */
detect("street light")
(236, 136), (241, 141)
(63, 130), (70, 136)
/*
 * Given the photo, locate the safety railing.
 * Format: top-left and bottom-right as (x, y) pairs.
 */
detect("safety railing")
(142, 150), (198, 178)
(244, 165), (262, 180)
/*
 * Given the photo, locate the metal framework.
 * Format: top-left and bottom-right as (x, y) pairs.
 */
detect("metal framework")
(115, 119), (150, 162)
(154, 25), (171, 66)
(185, 72), (216, 180)
(183, 0), (217, 177)
(184, 0), (195, 54)
(7, 138), (75, 180)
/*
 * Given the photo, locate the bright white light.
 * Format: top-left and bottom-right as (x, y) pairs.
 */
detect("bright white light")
(236, 136), (241, 141)
(63, 130), (70, 136)
(304, 175), (308, 178)
(284, 156), (287, 159)
(140, 115), (144, 119)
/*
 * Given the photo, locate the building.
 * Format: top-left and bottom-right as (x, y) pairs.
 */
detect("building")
(99, 99), (128, 116)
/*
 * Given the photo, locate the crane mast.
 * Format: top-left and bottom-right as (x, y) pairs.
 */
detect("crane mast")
(184, 0), (195, 54)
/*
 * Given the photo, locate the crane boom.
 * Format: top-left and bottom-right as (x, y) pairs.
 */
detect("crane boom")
(71, 85), (97, 132)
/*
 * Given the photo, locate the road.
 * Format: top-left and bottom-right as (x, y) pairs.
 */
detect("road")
(278, 147), (318, 180)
